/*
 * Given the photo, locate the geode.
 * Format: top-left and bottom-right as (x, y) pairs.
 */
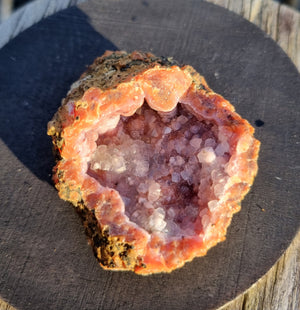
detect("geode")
(47, 51), (260, 274)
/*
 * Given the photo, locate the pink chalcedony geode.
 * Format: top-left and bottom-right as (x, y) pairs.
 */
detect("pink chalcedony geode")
(47, 51), (260, 274)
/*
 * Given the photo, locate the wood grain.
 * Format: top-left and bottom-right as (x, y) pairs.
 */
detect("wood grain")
(207, 2), (300, 309)
(209, 0), (300, 70)
(0, 0), (13, 22)
(0, 0), (85, 47)
(0, 0), (299, 309)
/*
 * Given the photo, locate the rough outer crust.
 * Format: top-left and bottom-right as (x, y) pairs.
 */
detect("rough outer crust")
(47, 51), (260, 274)
(48, 51), (181, 153)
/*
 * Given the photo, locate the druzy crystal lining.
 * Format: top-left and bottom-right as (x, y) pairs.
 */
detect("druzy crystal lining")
(89, 103), (230, 238)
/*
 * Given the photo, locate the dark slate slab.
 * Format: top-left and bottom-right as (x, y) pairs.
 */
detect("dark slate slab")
(0, 0), (299, 309)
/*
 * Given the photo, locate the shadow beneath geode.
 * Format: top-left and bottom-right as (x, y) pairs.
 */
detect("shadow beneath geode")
(0, 7), (117, 185)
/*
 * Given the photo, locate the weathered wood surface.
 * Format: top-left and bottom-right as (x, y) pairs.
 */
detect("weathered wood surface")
(208, 1), (300, 309)
(0, 0), (13, 22)
(0, 0), (85, 47)
(0, 0), (299, 309)
(209, 0), (300, 73)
